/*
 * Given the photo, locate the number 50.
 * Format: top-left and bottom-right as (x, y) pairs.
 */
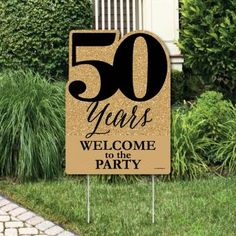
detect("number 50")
(69, 31), (168, 102)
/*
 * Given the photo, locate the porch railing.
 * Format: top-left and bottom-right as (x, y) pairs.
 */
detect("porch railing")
(94, 0), (143, 35)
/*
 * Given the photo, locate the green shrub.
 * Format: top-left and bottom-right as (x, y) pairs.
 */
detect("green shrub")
(171, 91), (236, 179)
(171, 108), (209, 179)
(182, 67), (210, 101)
(190, 91), (235, 143)
(0, 0), (93, 79)
(191, 91), (236, 173)
(0, 70), (65, 181)
(214, 119), (236, 174)
(180, 0), (236, 98)
(171, 70), (185, 104)
(171, 69), (209, 103)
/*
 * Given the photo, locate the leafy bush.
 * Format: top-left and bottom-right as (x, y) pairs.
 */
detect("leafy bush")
(180, 0), (236, 98)
(0, 70), (65, 181)
(171, 69), (209, 104)
(171, 91), (236, 179)
(192, 91), (236, 172)
(171, 70), (185, 104)
(190, 91), (235, 143)
(191, 91), (236, 172)
(0, 0), (93, 79)
(182, 67), (209, 101)
(214, 119), (236, 174)
(171, 107), (209, 179)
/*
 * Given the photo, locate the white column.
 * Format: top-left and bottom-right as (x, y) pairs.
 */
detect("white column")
(108, 0), (111, 30)
(95, 0), (99, 30)
(132, 0), (136, 30)
(120, 0), (124, 35)
(138, 0), (143, 30)
(174, 0), (180, 41)
(101, 0), (105, 30)
(114, 0), (118, 29)
(142, 0), (152, 31)
(126, 0), (130, 33)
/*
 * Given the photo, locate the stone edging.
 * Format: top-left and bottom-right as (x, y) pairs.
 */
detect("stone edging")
(0, 195), (78, 236)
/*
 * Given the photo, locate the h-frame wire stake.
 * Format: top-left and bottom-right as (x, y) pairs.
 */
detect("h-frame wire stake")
(87, 175), (90, 223)
(152, 175), (155, 224)
(87, 175), (155, 224)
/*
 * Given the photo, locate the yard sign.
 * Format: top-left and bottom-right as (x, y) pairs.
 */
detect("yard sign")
(66, 30), (170, 175)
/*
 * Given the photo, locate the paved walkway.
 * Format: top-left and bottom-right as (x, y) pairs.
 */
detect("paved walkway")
(0, 195), (77, 236)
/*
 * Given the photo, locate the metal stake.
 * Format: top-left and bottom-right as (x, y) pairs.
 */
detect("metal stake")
(87, 175), (90, 223)
(152, 175), (155, 223)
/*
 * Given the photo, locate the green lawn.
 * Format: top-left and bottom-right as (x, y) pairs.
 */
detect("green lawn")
(0, 176), (236, 236)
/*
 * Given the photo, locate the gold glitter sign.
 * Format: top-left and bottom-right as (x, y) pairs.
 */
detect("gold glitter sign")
(66, 30), (170, 174)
